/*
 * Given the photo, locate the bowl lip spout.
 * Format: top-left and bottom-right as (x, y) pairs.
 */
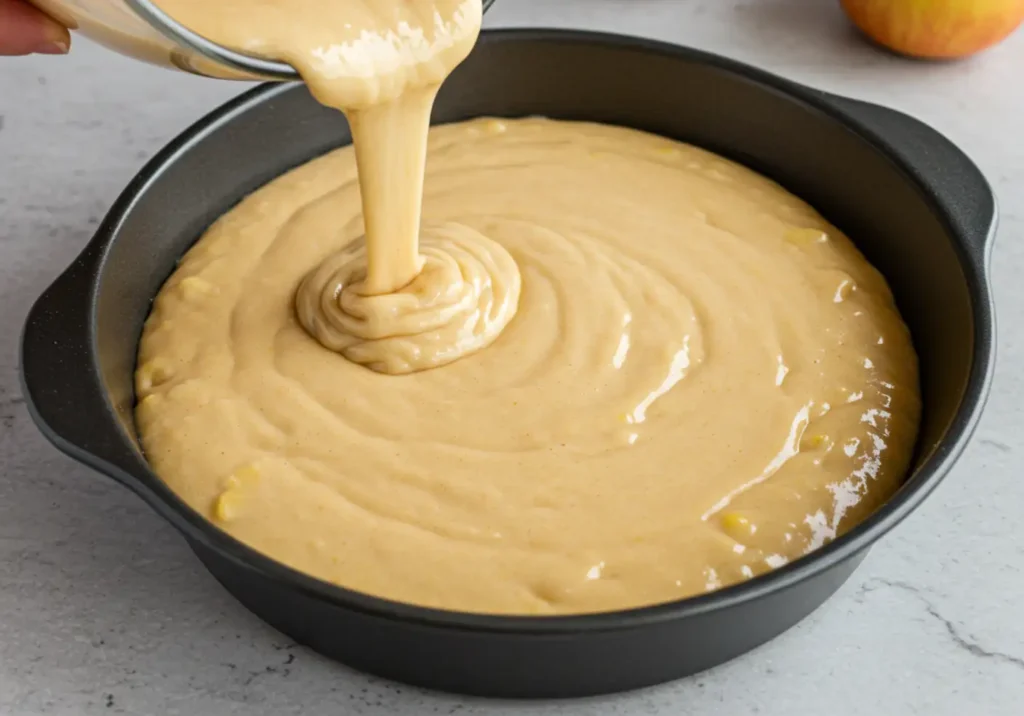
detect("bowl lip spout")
(125, 0), (499, 82)
(20, 28), (996, 636)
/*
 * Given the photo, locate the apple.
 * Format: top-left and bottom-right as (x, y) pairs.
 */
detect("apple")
(840, 0), (1024, 59)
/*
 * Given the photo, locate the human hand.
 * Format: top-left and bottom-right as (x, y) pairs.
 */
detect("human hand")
(0, 0), (71, 55)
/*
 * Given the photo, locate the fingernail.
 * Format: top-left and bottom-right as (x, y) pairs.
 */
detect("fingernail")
(35, 22), (71, 55)
(36, 40), (69, 55)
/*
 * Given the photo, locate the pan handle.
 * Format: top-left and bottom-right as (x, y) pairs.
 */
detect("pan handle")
(817, 92), (997, 272)
(19, 246), (146, 486)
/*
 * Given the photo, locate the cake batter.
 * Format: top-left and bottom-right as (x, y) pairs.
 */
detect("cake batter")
(136, 0), (920, 614)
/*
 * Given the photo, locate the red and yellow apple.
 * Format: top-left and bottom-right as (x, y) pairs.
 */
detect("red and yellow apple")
(840, 0), (1024, 59)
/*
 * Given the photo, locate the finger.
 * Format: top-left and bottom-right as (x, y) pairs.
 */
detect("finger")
(0, 0), (71, 56)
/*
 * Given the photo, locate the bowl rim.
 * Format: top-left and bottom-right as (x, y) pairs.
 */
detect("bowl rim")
(125, 0), (499, 82)
(51, 28), (997, 635)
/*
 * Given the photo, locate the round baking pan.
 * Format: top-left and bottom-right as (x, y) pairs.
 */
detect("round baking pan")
(20, 30), (996, 698)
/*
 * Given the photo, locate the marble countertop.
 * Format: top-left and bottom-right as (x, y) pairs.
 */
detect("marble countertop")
(2, 1), (1022, 714)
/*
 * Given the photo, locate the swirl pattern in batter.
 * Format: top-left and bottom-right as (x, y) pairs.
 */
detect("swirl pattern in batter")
(295, 222), (520, 374)
(135, 118), (920, 615)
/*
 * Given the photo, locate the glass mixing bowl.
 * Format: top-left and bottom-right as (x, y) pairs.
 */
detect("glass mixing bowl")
(28, 0), (497, 81)
(28, 0), (293, 80)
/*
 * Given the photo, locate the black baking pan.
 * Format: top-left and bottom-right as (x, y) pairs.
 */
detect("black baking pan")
(20, 30), (996, 698)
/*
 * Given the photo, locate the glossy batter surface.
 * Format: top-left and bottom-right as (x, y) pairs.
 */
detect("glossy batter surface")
(136, 117), (920, 614)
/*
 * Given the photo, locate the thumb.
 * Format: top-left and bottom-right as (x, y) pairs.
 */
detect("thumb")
(0, 0), (71, 56)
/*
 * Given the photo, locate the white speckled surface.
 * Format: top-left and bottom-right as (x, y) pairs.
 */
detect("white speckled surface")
(1, 1), (1023, 714)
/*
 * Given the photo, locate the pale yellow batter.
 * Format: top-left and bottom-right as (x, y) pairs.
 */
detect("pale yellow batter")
(136, 0), (921, 614)
(136, 116), (920, 614)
